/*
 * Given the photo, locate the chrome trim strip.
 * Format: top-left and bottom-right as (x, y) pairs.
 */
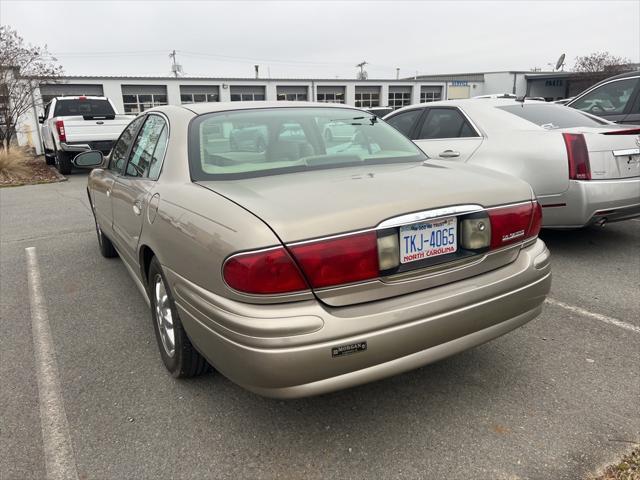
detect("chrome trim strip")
(613, 148), (640, 157)
(377, 204), (484, 229)
(287, 228), (377, 246)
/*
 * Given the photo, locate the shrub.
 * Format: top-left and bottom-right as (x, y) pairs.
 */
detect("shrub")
(0, 147), (31, 180)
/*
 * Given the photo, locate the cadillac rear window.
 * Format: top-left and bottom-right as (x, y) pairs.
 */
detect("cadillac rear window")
(188, 107), (427, 180)
(497, 104), (607, 129)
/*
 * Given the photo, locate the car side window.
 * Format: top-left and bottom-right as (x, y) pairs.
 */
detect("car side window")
(126, 115), (167, 178)
(571, 78), (638, 115)
(148, 125), (168, 180)
(109, 116), (145, 173)
(385, 109), (423, 137)
(417, 108), (478, 140)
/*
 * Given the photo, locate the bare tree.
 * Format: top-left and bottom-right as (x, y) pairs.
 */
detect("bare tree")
(0, 26), (63, 150)
(572, 51), (632, 74)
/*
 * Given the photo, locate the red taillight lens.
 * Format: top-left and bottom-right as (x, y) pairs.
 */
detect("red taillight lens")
(563, 133), (591, 180)
(529, 201), (543, 238)
(289, 231), (379, 288)
(488, 202), (540, 249)
(55, 120), (66, 142)
(223, 247), (308, 294)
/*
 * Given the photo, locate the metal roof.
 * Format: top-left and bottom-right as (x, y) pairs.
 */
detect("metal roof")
(49, 75), (447, 83)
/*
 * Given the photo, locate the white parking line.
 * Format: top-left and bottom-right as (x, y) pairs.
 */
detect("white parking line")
(25, 247), (79, 480)
(546, 297), (640, 334)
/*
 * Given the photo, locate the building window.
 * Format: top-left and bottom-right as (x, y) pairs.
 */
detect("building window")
(121, 85), (168, 114)
(181, 93), (219, 103)
(355, 87), (380, 108)
(180, 85), (220, 104)
(39, 83), (105, 105)
(420, 86), (442, 103)
(388, 87), (412, 109)
(230, 86), (266, 101)
(276, 86), (308, 101)
(317, 86), (346, 104)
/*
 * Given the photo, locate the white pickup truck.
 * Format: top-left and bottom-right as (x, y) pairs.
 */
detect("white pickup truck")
(40, 96), (132, 174)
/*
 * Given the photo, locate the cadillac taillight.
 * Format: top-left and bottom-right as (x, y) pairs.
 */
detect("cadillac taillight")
(563, 133), (591, 180)
(488, 201), (542, 249)
(55, 120), (66, 142)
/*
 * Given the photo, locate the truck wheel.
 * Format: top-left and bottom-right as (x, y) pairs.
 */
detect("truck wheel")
(148, 256), (210, 378)
(55, 151), (72, 175)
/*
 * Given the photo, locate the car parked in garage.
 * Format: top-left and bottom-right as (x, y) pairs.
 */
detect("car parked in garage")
(384, 99), (640, 228)
(40, 96), (132, 174)
(566, 70), (640, 124)
(74, 102), (550, 398)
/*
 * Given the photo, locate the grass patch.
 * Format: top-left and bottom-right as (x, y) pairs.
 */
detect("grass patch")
(0, 149), (63, 187)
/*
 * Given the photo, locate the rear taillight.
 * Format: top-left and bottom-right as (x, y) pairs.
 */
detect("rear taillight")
(563, 133), (591, 180)
(289, 231), (379, 288)
(223, 247), (308, 295)
(55, 120), (66, 142)
(488, 201), (541, 249)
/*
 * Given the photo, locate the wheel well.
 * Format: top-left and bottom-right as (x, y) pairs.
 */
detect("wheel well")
(139, 245), (156, 285)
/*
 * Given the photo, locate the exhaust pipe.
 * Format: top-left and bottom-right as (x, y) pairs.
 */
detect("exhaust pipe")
(595, 217), (607, 227)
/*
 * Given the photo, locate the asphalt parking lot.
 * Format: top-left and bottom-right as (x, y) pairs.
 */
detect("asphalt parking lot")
(1, 174), (639, 480)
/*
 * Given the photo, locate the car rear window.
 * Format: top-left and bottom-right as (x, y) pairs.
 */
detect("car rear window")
(188, 107), (427, 180)
(53, 99), (115, 118)
(496, 104), (607, 129)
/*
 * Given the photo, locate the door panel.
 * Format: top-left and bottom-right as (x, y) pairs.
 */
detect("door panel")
(90, 169), (116, 236)
(412, 107), (483, 161)
(111, 178), (154, 266)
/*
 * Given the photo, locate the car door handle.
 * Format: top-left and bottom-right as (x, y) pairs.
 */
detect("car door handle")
(439, 150), (460, 158)
(133, 201), (143, 216)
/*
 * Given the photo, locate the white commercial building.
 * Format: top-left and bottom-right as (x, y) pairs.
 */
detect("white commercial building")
(17, 70), (573, 154)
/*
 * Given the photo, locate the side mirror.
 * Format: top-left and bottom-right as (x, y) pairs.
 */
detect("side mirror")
(38, 115), (45, 124)
(73, 150), (104, 168)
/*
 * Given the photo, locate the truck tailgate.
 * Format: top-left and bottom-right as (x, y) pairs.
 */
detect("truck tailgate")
(58, 115), (133, 143)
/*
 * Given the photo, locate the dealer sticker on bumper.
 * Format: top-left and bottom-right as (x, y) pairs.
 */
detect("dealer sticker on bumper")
(332, 341), (367, 358)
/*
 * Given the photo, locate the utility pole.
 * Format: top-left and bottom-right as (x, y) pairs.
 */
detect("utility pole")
(169, 50), (183, 77)
(356, 61), (368, 80)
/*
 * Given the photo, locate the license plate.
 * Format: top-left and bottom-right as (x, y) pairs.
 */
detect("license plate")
(399, 217), (457, 264)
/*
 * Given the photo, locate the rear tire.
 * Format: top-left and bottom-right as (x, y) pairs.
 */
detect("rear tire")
(55, 150), (72, 175)
(148, 257), (210, 378)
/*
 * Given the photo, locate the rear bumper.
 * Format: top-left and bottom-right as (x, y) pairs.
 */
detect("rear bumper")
(541, 178), (640, 228)
(61, 141), (115, 155)
(168, 239), (551, 398)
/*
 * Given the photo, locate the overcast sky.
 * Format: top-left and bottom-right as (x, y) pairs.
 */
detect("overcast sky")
(1, 0), (639, 79)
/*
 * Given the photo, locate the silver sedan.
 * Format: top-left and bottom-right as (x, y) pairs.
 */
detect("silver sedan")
(74, 102), (550, 398)
(385, 99), (640, 228)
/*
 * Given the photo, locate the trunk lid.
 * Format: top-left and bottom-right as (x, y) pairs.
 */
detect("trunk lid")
(562, 126), (640, 179)
(199, 161), (532, 243)
(202, 161), (535, 307)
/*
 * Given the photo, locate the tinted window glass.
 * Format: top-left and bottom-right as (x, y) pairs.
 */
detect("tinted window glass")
(385, 109), (422, 137)
(190, 107), (426, 180)
(53, 99), (115, 117)
(498, 104), (607, 128)
(109, 116), (144, 173)
(570, 78), (637, 115)
(418, 108), (478, 139)
(126, 115), (167, 177)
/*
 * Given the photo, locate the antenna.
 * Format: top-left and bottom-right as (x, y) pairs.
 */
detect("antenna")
(169, 50), (183, 77)
(356, 61), (368, 80)
(555, 53), (566, 71)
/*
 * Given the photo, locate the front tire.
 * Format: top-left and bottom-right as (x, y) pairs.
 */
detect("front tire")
(148, 257), (209, 378)
(55, 150), (72, 175)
